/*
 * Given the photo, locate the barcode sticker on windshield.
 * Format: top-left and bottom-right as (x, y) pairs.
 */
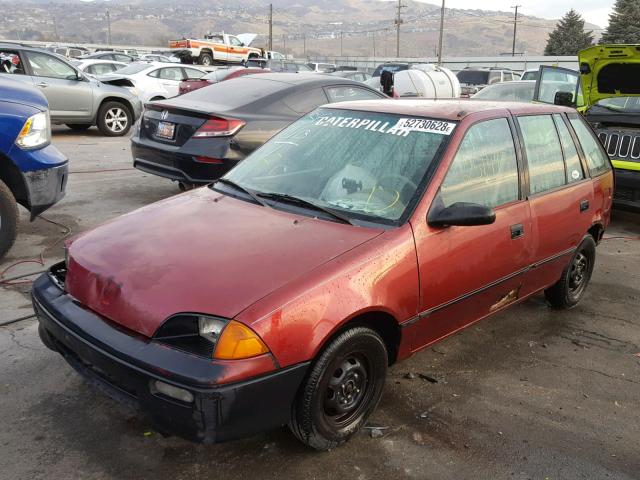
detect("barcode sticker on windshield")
(392, 118), (456, 135)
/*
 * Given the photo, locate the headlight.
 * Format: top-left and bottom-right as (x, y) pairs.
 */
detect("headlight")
(155, 314), (269, 360)
(15, 111), (50, 149)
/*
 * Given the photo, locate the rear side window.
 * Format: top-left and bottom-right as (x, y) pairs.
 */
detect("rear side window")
(439, 118), (519, 208)
(568, 114), (611, 176)
(183, 68), (205, 79)
(518, 115), (566, 194)
(553, 114), (584, 183)
(158, 67), (183, 81)
(283, 87), (328, 114)
(325, 86), (381, 102)
(0, 50), (26, 75)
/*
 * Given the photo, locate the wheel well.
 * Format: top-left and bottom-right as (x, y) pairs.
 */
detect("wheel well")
(588, 223), (604, 244)
(331, 311), (401, 366)
(150, 96), (165, 101)
(200, 49), (213, 57)
(97, 97), (134, 120)
(0, 154), (29, 208)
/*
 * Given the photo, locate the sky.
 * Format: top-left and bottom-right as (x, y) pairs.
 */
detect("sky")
(418, 0), (615, 28)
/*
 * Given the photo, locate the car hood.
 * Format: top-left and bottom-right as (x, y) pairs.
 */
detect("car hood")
(0, 78), (48, 111)
(237, 33), (258, 47)
(65, 187), (382, 338)
(579, 44), (640, 106)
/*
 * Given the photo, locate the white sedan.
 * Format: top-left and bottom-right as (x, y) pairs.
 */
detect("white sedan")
(72, 59), (127, 77)
(97, 62), (207, 102)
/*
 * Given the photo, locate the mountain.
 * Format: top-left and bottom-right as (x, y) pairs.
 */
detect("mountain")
(0, 0), (601, 57)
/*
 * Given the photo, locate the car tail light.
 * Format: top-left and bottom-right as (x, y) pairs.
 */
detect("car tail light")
(195, 156), (223, 164)
(193, 116), (245, 138)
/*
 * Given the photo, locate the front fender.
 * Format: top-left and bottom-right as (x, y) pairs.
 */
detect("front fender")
(236, 225), (420, 367)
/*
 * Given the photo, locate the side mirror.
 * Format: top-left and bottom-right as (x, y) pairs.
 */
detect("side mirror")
(428, 202), (496, 227)
(554, 91), (575, 107)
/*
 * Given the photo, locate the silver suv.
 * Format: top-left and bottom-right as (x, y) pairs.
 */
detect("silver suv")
(0, 44), (141, 136)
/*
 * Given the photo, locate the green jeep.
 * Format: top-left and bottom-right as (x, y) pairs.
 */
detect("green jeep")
(534, 44), (640, 209)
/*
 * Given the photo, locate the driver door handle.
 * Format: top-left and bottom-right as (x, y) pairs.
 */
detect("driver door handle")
(36, 82), (48, 88)
(510, 223), (524, 239)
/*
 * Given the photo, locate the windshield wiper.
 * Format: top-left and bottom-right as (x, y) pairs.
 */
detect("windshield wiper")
(212, 178), (267, 207)
(256, 192), (355, 225)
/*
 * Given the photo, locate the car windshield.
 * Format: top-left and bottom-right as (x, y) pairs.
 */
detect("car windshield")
(224, 108), (454, 224)
(472, 82), (535, 102)
(521, 70), (538, 81)
(114, 63), (150, 75)
(595, 96), (640, 113)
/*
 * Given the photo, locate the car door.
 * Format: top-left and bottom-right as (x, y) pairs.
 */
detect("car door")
(228, 36), (245, 63)
(156, 67), (183, 98)
(533, 66), (581, 106)
(411, 116), (532, 351)
(23, 50), (93, 121)
(514, 113), (595, 296)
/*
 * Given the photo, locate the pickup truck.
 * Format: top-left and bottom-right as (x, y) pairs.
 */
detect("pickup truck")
(0, 78), (68, 259)
(169, 33), (264, 66)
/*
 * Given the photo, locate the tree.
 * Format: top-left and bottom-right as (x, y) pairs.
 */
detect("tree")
(544, 10), (594, 55)
(600, 0), (640, 44)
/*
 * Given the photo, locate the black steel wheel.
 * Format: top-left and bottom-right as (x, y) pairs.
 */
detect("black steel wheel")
(545, 234), (596, 309)
(290, 326), (387, 450)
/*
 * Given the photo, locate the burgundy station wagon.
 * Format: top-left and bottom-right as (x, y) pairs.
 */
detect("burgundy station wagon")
(33, 100), (613, 450)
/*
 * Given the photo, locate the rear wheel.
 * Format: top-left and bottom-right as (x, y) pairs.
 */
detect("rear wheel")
(97, 101), (132, 137)
(544, 235), (596, 309)
(199, 52), (213, 66)
(289, 327), (387, 450)
(66, 124), (92, 131)
(0, 179), (19, 260)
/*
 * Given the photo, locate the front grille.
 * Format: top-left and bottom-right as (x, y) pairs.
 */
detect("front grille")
(596, 128), (640, 162)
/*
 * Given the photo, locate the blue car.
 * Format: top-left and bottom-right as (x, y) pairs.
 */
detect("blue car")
(0, 78), (68, 258)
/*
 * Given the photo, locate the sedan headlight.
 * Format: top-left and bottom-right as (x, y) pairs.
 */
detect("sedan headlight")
(15, 111), (50, 149)
(154, 314), (269, 360)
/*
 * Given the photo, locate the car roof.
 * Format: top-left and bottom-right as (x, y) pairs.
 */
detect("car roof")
(241, 72), (366, 86)
(321, 99), (574, 120)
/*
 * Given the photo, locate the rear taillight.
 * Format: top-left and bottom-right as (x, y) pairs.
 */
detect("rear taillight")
(193, 116), (245, 138)
(195, 156), (223, 164)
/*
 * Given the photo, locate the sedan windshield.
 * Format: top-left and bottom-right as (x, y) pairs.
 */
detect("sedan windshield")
(224, 108), (454, 224)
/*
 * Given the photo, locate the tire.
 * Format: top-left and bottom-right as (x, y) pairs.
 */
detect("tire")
(0, 179), (19, 260)
(289, 326), (388, 450)
(199, 52), (213, 66)
(66, 124), (92, 131)
(96, 101), (132, 137)
(544, 235), (597, 309)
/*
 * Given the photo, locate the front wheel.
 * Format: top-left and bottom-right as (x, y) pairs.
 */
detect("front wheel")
(289, 326), (388, 450)
(544, 235), (596, 309)
(97, 101), (132, 137)
(0, 179), (19, 260)
(199, 52), (213, 66)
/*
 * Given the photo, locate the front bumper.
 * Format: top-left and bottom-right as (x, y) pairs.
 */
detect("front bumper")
(32, 268), (308, 444)
(23, 162), (68, 218)
(613, 167), (640, 209)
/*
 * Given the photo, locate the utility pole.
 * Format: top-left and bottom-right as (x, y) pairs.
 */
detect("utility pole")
(340, 31), (343, 56)
(303, 34), (306, 58)
(394, 0), (406, 58)
(282, 34), (286, 55)
(511, 5), (520, 56)
(106, 9), (112, 46)
(372, 32), (376, 58)
(268, 4), (273, 51)
(436, 0), (445, 65)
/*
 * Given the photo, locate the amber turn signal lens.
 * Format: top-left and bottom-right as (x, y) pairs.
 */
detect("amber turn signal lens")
(213, 320), (269, 360)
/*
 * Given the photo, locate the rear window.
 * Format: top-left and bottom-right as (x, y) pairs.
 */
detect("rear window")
(457, 70), (490, 85)
(182, 76), (291, 108)
(116, 63), (150, 75)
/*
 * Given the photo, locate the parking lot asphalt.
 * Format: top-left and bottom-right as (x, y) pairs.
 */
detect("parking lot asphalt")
(1, 127), (639, 480)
